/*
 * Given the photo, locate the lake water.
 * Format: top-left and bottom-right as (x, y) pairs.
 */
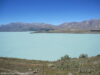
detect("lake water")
(0, 32), (100, 61)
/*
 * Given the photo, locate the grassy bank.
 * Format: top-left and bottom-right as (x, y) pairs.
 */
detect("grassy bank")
(0, 55), (100, 75)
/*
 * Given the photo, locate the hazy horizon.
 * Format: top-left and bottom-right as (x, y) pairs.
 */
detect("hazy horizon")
(0, 18), (100, 26)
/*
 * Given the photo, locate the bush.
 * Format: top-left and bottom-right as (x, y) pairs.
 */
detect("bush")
(79, 54), (88, 58)
(60, 54), (70, 61)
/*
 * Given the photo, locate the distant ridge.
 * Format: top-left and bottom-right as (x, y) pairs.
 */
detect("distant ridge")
(0, 19), (100, 32)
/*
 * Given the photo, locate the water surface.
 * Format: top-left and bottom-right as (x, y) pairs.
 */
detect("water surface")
(0, 32), (100, 61)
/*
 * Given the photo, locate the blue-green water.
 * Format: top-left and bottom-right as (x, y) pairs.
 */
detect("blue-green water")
(0, 32), (100, 61)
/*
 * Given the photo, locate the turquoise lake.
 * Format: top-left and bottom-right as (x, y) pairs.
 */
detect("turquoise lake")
(0, 32), (100, 61)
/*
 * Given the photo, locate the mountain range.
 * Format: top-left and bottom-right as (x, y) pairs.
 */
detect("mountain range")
(0, 19), (100, 33)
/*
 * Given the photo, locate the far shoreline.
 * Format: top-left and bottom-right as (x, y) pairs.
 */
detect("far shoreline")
(0, 31), (100, 34)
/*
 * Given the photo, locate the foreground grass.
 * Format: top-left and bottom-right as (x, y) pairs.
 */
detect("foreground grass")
(0, 55), (100, 75)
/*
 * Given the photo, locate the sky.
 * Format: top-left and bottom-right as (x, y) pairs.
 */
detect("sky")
(0, 0), (100, 25)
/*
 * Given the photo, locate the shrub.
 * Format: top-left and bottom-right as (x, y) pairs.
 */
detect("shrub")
(79, 54), (88, 58)
(60, 54), (70, 61)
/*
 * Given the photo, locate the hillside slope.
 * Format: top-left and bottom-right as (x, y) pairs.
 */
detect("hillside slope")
(0, 19), (100, 33)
